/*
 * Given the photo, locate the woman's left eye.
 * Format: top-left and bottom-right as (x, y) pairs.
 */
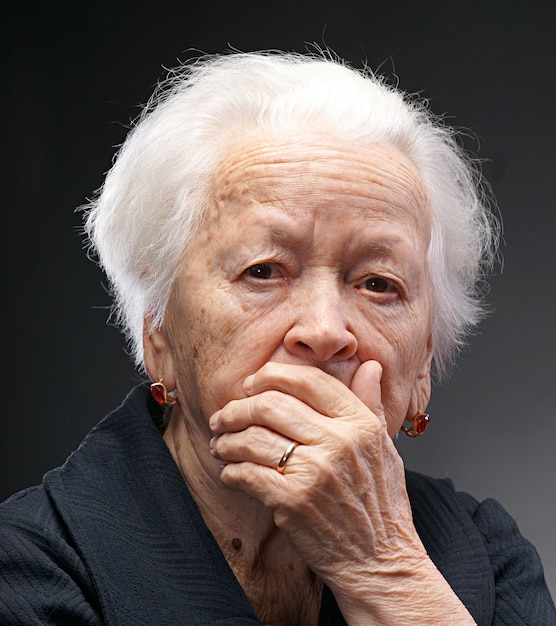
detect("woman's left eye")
(247, 263), (275, 279)
(362, 276), (397, 294)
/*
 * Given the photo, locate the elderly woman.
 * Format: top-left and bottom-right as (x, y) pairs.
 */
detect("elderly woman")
(1, 51), (554, 625)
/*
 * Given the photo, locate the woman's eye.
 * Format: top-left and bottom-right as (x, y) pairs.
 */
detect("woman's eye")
(247, 263), (274, 279)
(364, 276), (394, 293)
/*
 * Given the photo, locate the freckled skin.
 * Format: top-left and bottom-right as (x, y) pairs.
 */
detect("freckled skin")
(140, 133), (472, 625)
(159, 134), (432, 440)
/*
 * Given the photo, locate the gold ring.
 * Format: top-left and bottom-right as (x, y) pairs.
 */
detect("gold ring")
(276, 441), (299, 474)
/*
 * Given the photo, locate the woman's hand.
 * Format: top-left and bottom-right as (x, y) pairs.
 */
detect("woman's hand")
(209, 360), (412, 574)
(209, 361), (475, 625)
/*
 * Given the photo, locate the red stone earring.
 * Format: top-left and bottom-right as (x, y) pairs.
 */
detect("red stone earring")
(150, 379), (177, 407)
(401, 411), (430, 438)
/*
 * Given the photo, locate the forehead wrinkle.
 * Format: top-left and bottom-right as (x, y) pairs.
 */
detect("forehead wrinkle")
(220, 136), (424, 182)
(251, 207), (404, 271)
(248, 188), (426, 244)
(238, 168), (424, 230)
(212, 135), (431, 243)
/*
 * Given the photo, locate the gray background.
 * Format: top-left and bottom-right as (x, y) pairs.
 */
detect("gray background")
(3, 0), (555, 598)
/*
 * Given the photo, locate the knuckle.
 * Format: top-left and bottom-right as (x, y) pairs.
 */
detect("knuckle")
(253, 389), (283, 418)
(246, 425), (271, 449)
(218, 399), (241, 427)
(254, 361), (278, 385)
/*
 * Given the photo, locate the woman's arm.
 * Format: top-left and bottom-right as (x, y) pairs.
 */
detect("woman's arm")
(210, 360), (475, 625)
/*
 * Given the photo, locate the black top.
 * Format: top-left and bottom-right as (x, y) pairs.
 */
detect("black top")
(1, 384), (554, 625)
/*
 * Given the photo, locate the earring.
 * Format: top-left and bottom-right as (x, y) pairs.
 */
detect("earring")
(401, 411), (430, 438)
(150, 379), (177, 407)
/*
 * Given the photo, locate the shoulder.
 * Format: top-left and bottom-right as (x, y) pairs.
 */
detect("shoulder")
(405, 469), (556, 625)
(0, 385), (156, 625)
(0, 484), (102, 624)
(405, 468), (542, 558)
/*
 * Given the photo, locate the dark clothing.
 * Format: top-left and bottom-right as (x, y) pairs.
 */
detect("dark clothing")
(1, 384), (554, 624)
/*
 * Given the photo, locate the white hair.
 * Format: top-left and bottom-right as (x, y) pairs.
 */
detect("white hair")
(83, 50), (499, 379)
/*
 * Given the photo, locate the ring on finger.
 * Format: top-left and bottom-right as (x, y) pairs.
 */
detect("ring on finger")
(276, 441), (299, 474)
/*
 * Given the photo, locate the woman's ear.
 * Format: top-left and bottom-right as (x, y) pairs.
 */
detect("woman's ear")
(143, 318), (176, 391)
(407, 334), (433, 418)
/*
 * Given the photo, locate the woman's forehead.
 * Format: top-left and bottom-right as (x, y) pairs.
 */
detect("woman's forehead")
(215, 133), (424, 189)
(208, 133), (431, 236)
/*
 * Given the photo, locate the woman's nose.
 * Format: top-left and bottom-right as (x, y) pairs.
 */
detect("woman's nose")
(283, 289), (358, 363)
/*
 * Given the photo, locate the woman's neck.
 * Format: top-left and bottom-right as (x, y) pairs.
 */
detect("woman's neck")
(163, 405), (274, 544)
(163, 407), (322, 625)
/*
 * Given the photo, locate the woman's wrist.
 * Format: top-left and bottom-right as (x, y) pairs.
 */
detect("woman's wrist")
(327, 555), (476, 626)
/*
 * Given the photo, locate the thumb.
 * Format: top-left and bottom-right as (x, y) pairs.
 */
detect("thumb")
(350, 360), (384, 417)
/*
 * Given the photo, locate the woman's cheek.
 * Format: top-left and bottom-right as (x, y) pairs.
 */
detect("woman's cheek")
(194, 316), (280, 412)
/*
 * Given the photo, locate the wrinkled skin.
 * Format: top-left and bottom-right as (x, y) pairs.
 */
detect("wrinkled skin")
(144, 134), (474, 624)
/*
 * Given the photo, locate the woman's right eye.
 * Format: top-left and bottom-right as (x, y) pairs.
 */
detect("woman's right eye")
(247, 263), (274, 279)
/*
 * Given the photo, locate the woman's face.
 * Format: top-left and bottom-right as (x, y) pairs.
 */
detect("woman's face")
(148, 134), (433, 438)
